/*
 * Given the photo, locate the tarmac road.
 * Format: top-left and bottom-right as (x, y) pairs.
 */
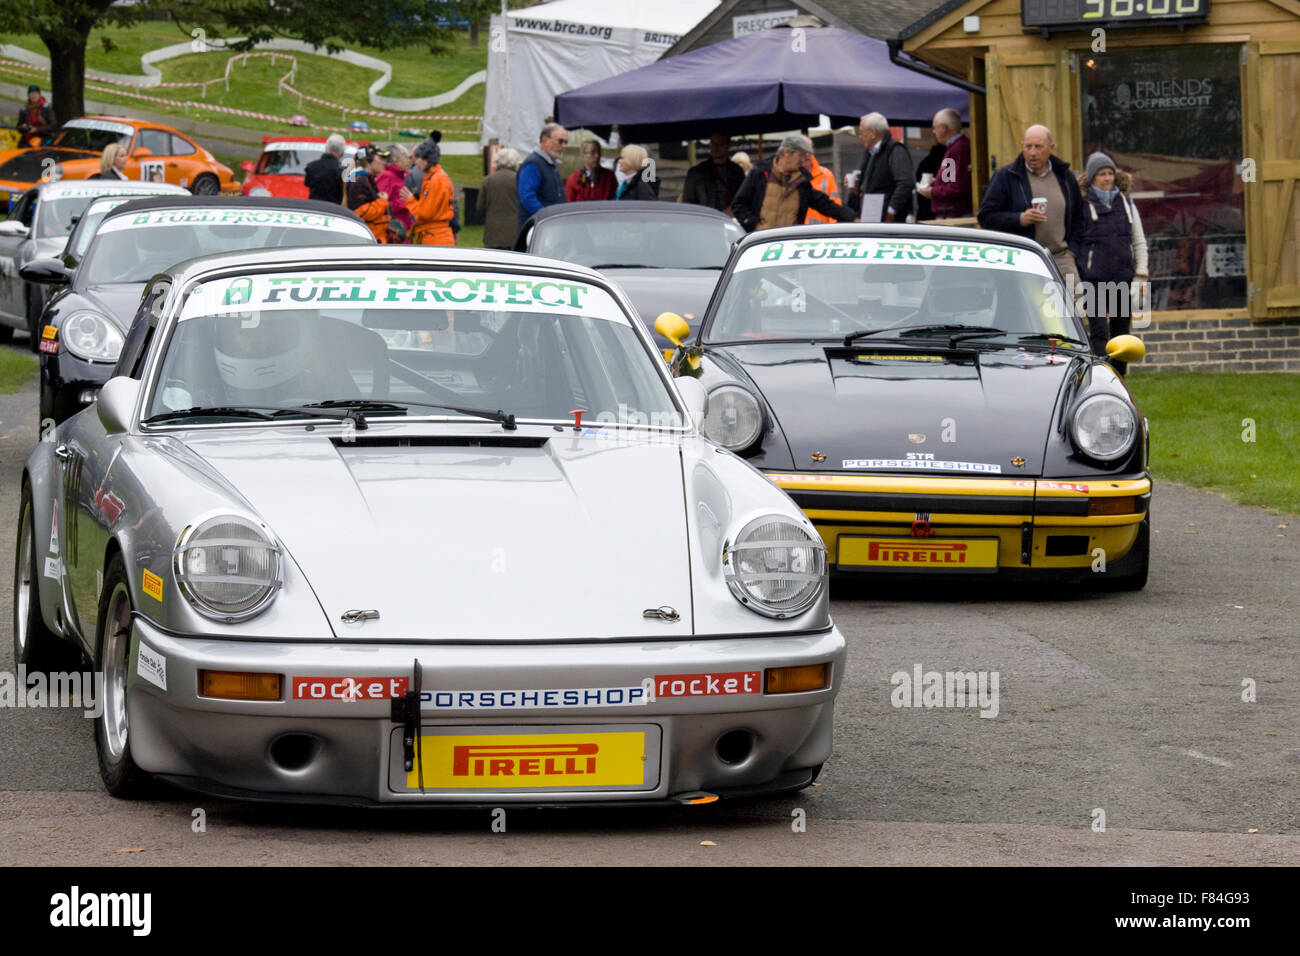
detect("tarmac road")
(0, 370), (1295, 866)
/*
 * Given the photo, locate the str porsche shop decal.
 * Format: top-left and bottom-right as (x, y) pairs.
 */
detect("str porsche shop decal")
(843, 457), (1003, 474)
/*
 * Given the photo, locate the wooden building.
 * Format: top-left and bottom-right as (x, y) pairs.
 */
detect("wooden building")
(672, 0), (1300, 369)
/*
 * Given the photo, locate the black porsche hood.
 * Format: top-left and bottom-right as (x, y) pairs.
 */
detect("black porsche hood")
(0, 148), (98, 181)
(719, 342), (1084, 477)
(59, 283), (146, 331)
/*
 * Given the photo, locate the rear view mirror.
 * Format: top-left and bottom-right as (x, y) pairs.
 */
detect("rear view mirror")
(862, 263), (926, 283)
(132, 147), (154, 158)
(1106, 334), (1145, 364)
(932, 285), (995, 313)
(0, 220), (30, 238)
(654, 312), (691, 347)
(240, 161), (254, 174)
(98, 377), (140, 436)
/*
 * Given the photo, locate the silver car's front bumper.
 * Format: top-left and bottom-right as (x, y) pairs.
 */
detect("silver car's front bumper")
(126, 619), (845, 805)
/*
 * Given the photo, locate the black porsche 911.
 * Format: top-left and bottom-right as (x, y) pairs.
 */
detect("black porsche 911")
(21, 196), (375, 428)
(657, 224), (1150, 589)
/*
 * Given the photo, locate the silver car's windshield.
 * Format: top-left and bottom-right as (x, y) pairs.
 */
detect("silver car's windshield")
(533, 214), (743, 270)
(705, 236), (1078, 343)
(81, 207), (374, 285)
(146, 268), (680, 426)
(38, 196), (107, 238)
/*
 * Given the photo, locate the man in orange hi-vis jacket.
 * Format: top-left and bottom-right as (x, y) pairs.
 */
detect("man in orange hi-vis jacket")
(802, 152), (841, 224)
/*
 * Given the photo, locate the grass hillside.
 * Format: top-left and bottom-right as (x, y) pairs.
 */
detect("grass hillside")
(1, 26), (486, 138)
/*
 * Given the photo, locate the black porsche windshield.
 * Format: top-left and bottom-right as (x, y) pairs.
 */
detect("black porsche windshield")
(531, 213), (743, 270)
(145, 269), (680, 427)
(51, 120), (133, 152)
(705, 236), (1078, 344)
(80, 207), (375, 285)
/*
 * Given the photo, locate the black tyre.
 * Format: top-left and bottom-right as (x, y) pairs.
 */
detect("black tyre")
(25, 285), (43, 353)
(1094, 517), (1150, 592)
(13, 481), (80, 674)
(0, 323), (13, 344)
(39, 379), (83, 431)
(190, 174), (220, 196)
(94, 554), (151, 797)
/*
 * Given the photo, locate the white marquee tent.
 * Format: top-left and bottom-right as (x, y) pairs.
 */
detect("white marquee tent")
(482, 0), (719, 153)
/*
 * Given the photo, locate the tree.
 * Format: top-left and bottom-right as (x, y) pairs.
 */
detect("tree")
(0, 1), (461, 127)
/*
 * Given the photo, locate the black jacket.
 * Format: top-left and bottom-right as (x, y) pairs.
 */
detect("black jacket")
(978, 154), (1085, 256)
(303, 154), (343, 204)
(847, 134), (913, 219)
(617, 173), (660, 201)
(681, 158), (744, 211)
(732, 159), (855, 232)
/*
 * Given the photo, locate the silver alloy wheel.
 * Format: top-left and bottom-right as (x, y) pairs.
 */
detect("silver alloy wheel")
(101, 582), (133, 759)
(14, 500), (32, 657)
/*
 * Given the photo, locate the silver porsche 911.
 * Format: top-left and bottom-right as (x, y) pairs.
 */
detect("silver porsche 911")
(15, 245), (844, 806)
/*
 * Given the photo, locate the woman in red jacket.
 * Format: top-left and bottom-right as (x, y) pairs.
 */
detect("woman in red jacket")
(406, 134), (455, 246)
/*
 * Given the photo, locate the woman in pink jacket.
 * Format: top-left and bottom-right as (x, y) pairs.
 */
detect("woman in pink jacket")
(375, 144), (415, 242)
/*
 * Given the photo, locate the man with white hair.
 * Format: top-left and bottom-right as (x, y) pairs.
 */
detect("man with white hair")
(844, 112), (913, 222)
(517, 122), (568, 229)
(732, 133), (855, 232)
(916, 108), (971, 219)
(304, 133), (347, 204)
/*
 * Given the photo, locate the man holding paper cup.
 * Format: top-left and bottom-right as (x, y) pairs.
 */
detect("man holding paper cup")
(978, 124), (1086, 295)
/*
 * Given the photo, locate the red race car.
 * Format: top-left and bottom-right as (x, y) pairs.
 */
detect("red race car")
(241, 136), (362, 199)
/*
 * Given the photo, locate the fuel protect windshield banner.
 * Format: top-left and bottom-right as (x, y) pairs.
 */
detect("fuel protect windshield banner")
(180, 270), (630, 324)
(735, 238), (1052, 276)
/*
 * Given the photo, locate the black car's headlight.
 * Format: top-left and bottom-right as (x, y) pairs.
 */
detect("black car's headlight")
(174, 515), (282, 622)
(1071, 394), (1138, 461)
(723, 515), (826, 618)
(703, 385), (762, 451)
(60, 310), (124, 363)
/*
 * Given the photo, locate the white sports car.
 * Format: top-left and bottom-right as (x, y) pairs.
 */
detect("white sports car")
(16, 245), (844, 805)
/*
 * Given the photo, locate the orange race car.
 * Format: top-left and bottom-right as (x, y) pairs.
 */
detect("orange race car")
(0, 116), (238, 211)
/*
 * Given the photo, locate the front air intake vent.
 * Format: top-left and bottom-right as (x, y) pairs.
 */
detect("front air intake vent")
(329, 435), (549, 449)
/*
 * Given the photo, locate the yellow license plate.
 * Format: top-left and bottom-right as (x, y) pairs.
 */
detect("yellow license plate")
(407, 731), (650, 790)
(838, 536), (999, 571)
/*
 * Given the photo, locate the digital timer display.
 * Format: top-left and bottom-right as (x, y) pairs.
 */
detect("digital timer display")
(1022, 0), (1210, 29)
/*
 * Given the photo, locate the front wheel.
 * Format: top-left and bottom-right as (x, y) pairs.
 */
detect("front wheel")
(25, 285), (43, 353)
(190, 174), (220, 196)
(13, 480), (79, 673)
(94, 554), (151, 797)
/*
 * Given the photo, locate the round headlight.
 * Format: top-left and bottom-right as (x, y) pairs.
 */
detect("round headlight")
(174, 515), (282, 622)
(703, 385), (762, 451)
(248, 186), (272, 197)
(723, 515), (826, 618)
(1071, 394), (1137, 461)
(60, 311), (124, 362)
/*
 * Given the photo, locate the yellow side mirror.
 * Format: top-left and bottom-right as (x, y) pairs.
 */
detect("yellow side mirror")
(654, 311), (691, 348)
(1105, 334), (1145, 364)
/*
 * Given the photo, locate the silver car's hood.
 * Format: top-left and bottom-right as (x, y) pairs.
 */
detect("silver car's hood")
(182, 426), (692, 641)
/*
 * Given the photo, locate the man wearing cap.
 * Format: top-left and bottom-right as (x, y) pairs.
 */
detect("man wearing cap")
(732, 134), (855, 232)
(16, 85), (55, 146)
(304, 133), (347, 204)
(517, 123), (568, 229)
(347, 145), (409, 243)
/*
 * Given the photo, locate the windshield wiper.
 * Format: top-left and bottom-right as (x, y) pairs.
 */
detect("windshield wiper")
(1014, 333), (1089, 348)
(301, 397), (518, 431)
(844, 323), (1003, 346)
(142, 405), (277, 424)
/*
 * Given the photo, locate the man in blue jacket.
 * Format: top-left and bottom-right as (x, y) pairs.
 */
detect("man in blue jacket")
(978, 124), (1086, 289)
(517, 123), (568, 229)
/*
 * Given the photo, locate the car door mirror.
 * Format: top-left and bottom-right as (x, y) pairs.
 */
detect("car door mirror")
(20, 257), (71, 285)
(240, 161), (254, 174)
(654, 311), (691, 347)
(98, 377), (140, 436)
(675, 376), (707, 430)
(0, 220), (30, 237)
(132, 147), (154, 158)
